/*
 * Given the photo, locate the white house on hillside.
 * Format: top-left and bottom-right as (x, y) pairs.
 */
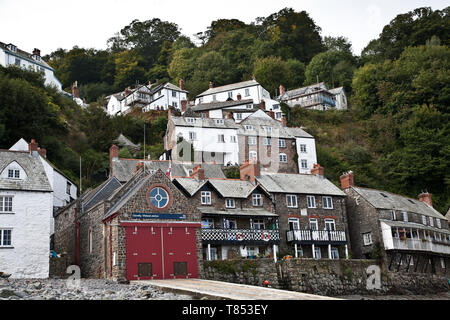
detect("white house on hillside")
(9, 138), (78, 236)
(0, 145), (53, 278)
(194, 79), (284, 120)
(142, 81), (189, 112)
(0, 41), (62, 90)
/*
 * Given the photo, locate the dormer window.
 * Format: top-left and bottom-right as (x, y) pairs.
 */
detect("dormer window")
(8, 169), (20, 179)
(7, 44), (17, 52)
(2, 162), (26, 180)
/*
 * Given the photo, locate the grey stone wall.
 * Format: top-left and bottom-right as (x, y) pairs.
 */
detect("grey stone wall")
(201, 258), (449, 296)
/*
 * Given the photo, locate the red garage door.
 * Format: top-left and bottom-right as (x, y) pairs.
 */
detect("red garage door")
(124, 222), (200, 281)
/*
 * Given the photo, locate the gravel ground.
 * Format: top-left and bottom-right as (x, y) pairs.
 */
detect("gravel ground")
(337, 291), (450, 300)
(0, 278), (194, 300)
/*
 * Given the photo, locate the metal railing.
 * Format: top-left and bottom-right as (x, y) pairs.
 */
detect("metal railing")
(286, 229), (346, 243)
(201, 229), (280, 243)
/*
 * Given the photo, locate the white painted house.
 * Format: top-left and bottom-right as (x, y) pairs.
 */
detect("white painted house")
(106, 81), (189, 116)
(194, 80), (284, 121)
(9, 138), (78, 235)
(0, 146), (53, 278)
(0, 41), (62, 90)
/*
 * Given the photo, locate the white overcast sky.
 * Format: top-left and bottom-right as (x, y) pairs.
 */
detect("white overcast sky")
(0, 0), (448, 56)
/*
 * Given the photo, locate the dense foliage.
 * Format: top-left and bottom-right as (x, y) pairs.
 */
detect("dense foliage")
(1, 6), (448, 213)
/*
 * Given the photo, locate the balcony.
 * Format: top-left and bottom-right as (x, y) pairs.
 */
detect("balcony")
(286, 229), (347, 245)
(202, 228), (280, 245)
(390, 238), (450, 255)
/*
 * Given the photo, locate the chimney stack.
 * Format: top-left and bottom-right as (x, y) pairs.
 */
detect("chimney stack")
(148, 80), (152, 87)
(259, 99), (266, 111)
(209, 81), (214, 89)
(281, 115), (287, 127)
(340, 171), (354, 190)
(279, 85), (286, 96)
(109, 144), (119, 168)
(237, 93), (242, 101)
(32, 48), (41, 57)
(179, 79), (185, 91)
(418, 193), (433, 207)
(29, 139), (39, 155)
(190, 165), (206, 180)
(240, 160), (260, 183)
(311, 164), (324, 177)
(268, 109), (275, 119)
(181, 100), (188, 113)
(134, 161), (145, 173)
(72, 81), (79, 98)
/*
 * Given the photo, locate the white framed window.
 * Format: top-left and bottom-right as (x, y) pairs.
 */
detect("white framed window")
(246, 104), (253, 109)
(363, 233), (373, 246)
(248, 136), (257, 145)
(0, 196), (13, 213)
(279, 153), (287, 163)
(307, 195), (316, 208)
(390, 210), (396, 221)
(322, 196), (333, 209)
(225, 219), (237, 229)
(66, 182), (71, 195)
(300, 144), (307, 153)
(429, 217), (434, 227)
(201, 191), (211, 205)
(202, 218), (214, 229)
(314, 247), (321, 259)
(173, 101), (178, 109)
(245, 125), (254, 130)
(245, 88), (250, 97)
(330, 247), (339, 259)
(288, 218), (299, 230)
(309, 218), (318, 231)
(172, 90), (177, 97)
(225, 199), (235, 208)
(212, 94), (217, 101)
(263, 138), (271, 146)
(422, 215), (427, 225)
(286, 195), (298, 208)
(236, 113), (243, 120)
(218, 134), (225, 143)
(263, 126), (272, 134)
(186, 117), (195, 123)
(275, 112), (282, 119)
(200, 112), (207, 118)
(230, 136), (237, 143)
(228, 91), (233, 99)
(324, 219), (336, 231)
(253, 219), (265, 230)
(249, 151), (257, 161)
(0, 229), (12, 247)
(436, 219), (441, 229)
(215, 119), (224, 125)
(402, 212), (408, 222)
(188, 131), (196, 141)
(301, 159), (308, 169)
(278, 139), (286, 148)
(252, 194), (262, 207)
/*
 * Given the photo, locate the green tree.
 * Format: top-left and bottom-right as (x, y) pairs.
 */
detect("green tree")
(253, 56), (289, 96)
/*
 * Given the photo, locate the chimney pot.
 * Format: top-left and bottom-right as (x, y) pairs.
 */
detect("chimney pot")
(418, 193), (433, 207)
(38, 148), (47, 158)
(33, 48), (41, 57)
(72, 81), (79, 98)
(179, 79), (185, 91)
(240, 160), (260, 183)
(311, 164), (324, 177)
(340, 171), (354, 190)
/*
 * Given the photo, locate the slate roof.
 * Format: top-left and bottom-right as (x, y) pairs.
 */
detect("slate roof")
(82, 177), (122, 212)
(351, 187), (446, 220)
(198, 207), (278, 217)
(197, 80), (260, 98)
(114, 134), (140, 151)
(190, 99), (254, 112)
(238, 111), (313, 139)
(207, 179), (257, 198)
(173, 178), (205, 196)
(171, 116), (240, 129)
(0, 150), (52, 192)
(0, 41), (53, 70)
(328, 87), (345, 95)
(278, 82), (328, 100)
(256, 173), (346, 196)
(111, 159), (226, 183)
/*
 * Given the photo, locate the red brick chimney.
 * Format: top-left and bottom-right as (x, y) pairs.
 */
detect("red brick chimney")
(418, 193), (433, 207)
(134, 161), (144, 173)
(29, 139), (39, 157)
(209, 81), (214, 89)
(72, 81), (79, 98)
(237, 93), (242, 101)
(124, 86), (132, 96)
(181, 100), (188, 113)
(179, 79), (185, 91)
(190, 165), (205, 180)
(340, 171), (354, 190)
(240, 160), (260, 183)
(38, 148), (47, 158)
(311, 164), (324, 177)
(259, 99), (266, 111)
(281, 115), (287, 127)
(268, 109), (275, 119)
(109, 144), (119, 168)
(279, 85), (286, 96)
